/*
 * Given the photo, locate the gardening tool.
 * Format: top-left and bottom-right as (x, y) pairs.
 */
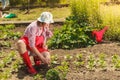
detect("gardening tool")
(92, 26), (108, 43)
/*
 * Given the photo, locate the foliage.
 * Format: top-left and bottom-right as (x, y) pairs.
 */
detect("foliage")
(0, 41), (11, 47)
(87, 54), (96, 70)
(55, 61), (69, 80)
(46, 59), (69, 80)
(74, 53), (85, 67)
(48, 24), (96, 49)
(70, 0), (102, 27)
(97, 53), (107, 69)
(112, 54), (120, 69)
(46, 69), (60, 80)
(0, 25), (22, 40)
(0, 51), (21, 80)
(73, 61), (84, 68)
(48, 0), (103, 49)
(64, 54), (73, 61)
(34, 74), (43, 80)
(0, 51), (15, 70)
(51, 54), (60, 65)
(100, 5), (120, 41)
(0, 68), (12, 80)
(76, 53), (83, 61)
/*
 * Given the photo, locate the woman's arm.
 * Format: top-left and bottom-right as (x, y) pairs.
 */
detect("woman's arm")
(27, 25), (49, 64)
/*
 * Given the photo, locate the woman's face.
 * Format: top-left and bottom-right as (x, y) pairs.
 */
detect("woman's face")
(42, 23), (50, 28)
(39, 22), (50, 28)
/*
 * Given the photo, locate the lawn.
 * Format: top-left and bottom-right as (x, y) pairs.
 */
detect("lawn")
(0, 7), (70, 21)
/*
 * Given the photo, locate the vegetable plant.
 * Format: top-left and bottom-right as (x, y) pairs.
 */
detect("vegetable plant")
(46, 69), (60, 80)
(34, 74), (43, 80)
(0, 41), (11, 48)
(0, 25), (22, 40)
(0, 68), (12, 80)
(112, 54), (120, 70)
(87, 54), (96, 70)
(55, 61), (69, 80)
(0, 51), (15, 70)
(64, 54), (73, 61)
(73, 61), (84, 67)
(74, 53), (84, 67)
(51, 54), (59, 65)
(97, 53), (107, 70)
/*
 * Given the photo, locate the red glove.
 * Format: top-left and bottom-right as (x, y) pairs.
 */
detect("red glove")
(92, 26), (108, 43)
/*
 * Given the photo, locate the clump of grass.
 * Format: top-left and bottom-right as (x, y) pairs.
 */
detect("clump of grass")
(70, 0), (102, 27)
(101, 5), (120, 41)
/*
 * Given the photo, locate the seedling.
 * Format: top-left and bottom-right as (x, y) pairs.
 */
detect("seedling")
(5, 25), (15, 30)
(74, 53), (84, 67)
(97, 53), (107, 69)
(76, 53), (83, 61)
(51, 54), (59, 61)
(11, 59), (21, 73)
(112, 54), (119, 64)
(73, 61), (84, 67)
(0, 68), (12, 80)
(87, 54), (96, 70)
(112, 54), (120, 70)
(0, 51), (15, 68)
(64, 54), (73, 61)
(56, 62), (69, 80)
(61, 61), (69, 67)
(51, 54), (60, 65)
(34, 74), (43, 80)
(0, 41), (11, 47)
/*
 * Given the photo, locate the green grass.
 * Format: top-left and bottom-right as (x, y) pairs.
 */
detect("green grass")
(0, 7), (70, 21)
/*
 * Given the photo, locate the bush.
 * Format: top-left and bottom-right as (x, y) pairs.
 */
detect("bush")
(48, 0), (104, 49)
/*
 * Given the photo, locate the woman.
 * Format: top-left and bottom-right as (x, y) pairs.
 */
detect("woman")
(17, 12), (54, 75)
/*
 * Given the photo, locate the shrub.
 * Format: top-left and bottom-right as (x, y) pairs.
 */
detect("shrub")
(48, 0), (104, 49)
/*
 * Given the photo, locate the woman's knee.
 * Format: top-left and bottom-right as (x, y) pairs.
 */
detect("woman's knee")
(17, 40), (25, 47)
(17, 40), (27, 53)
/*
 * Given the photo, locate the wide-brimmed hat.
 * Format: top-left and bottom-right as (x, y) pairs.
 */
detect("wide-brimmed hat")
(37, 12), (54, 24)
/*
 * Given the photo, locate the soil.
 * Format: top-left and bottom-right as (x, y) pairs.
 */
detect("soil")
(1, 24), (120, 80)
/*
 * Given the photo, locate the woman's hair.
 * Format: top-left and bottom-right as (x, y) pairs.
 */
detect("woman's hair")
(37, 20), (45, 26)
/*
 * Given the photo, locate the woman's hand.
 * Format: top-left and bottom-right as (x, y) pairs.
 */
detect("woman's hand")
(30, 47), (49, 64)
(40, 55), (49, 64)
(46, 57), (51, 64)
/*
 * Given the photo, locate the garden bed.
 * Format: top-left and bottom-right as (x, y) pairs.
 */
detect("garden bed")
(1, 24), (120, 80)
